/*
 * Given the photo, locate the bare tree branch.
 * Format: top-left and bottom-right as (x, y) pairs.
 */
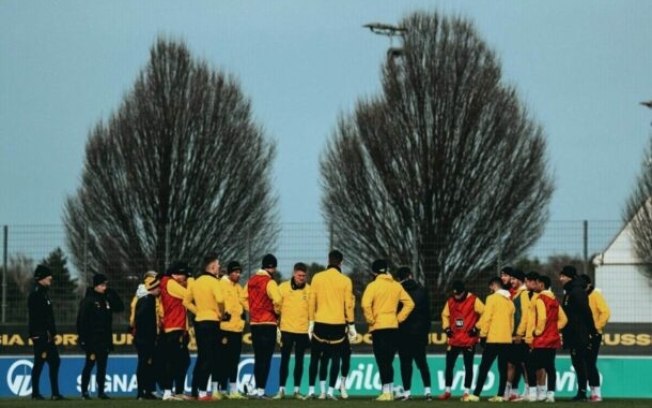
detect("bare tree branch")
(64, 38), (279, 302)
(321, 12), (554, 311)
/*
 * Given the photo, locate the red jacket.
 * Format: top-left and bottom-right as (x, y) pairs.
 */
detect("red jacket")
(160, 276), (186, 332)
(443, 293), (483, 348)
(248, 273), (277, 324)
(533, 294), (562, 349)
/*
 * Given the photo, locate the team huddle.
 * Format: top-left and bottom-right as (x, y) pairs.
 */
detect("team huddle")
(27, 251), (610, 402)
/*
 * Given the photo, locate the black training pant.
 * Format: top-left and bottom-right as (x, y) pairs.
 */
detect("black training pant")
(570, 346), (590, 393)
(31, 337), (61, 397)
(527, 348), (556, 391)
(398, 332), (431, 391)
(309, 323), (345, 387)
(135, 341), (157, 396)
(372, 329), (398, 385)
(444, 345), (475, 388)
(587, 334), (602, 387)
(279, 332), (310, 387)
(341, 337), (351, 377)
(161, 330), (190, 394)
(473, 343), (509, 397)
(193, 321), (220, 392)
(508, 343), (528, 390)
(219, 331), (243, 390)
(81, 349), (109, 395)
(251, 325), (277, 390)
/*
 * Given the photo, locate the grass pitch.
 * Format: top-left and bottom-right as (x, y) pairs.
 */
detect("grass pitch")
(0, 397), (650, 408)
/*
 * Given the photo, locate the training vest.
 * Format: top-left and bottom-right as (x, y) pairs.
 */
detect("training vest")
(447, 294), (480, 347)
(248, 273), (277, 324)
(533, 294), (561, 349)
(160, 276), (186, 332)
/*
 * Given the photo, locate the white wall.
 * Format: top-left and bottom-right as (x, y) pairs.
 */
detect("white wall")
(595, 264), (652, 323)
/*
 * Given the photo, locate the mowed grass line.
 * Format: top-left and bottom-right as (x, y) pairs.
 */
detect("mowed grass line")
(0, 398), (650, 408)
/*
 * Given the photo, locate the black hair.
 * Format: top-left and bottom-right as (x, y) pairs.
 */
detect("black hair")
(328, 250), (343, 265)
(294, 262), (307, 272)
(537, 275), (552, 289)
(203, 252), (219, 271)
(395, 266), (411, 281)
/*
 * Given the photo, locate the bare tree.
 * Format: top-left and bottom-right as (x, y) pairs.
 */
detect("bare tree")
(624, 137), (652, 281)
(321, 12), (553, 309)
(64, 39), (278, 302)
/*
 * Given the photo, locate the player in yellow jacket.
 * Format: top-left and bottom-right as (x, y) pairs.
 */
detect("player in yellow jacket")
(524, 275), (568, 402)
(463, 277), (515, 402)
(307, 250), (355, 400)
(361, 260), (415, 402)
(580, 274), (610, 402)
(183, 253), (224, 401)
(216, 261), (248, 399)
(274, 262), (310, 399)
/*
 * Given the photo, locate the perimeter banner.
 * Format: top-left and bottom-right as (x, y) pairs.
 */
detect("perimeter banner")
(1, 354), (651, 398)
(1, 323), (650, 355)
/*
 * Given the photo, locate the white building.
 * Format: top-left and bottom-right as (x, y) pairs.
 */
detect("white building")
(592, 221), (652, 323)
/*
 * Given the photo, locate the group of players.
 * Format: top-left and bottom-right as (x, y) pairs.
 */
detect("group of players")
(27, 250), (610, 402)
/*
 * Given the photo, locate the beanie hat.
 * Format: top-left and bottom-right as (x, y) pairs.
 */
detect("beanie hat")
(227, 261), (243, 273)
(502, 267), (525, 282)
(262, 254), (277, 269)
(167, 261), (190, 276)
(525, 271), (540, 281)
(371, 259), (388, 274)
(560, 265), (578, 279)
(93, 273), (108, 287)
(452, 280), (466, 294)
(512, 269), (525, 282)
(34, 264), (53, 280)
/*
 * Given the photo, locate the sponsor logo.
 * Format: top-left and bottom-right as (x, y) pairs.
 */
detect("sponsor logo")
(237, 357), (256, 394)
(7, 359), (33, 396)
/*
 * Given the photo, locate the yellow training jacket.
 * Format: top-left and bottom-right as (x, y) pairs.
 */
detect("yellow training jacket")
(278, 281), (310, 334)
(477, 289), (515, 344)
(513, 286), (532, 337)
(309, 267), (354, 325)
(523, 292), (540, 344)
(588, 289), (611, 334)
(526, 290), (568, 339)
(183, 273), (224, 322)
(219, 276), (248, 333)
(361, 273), (415, 332)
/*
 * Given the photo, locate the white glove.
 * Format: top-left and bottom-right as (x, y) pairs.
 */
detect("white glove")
(276, 327), (282, 345)
(347, 324), (357, 342)
(308, 321), (314, 340)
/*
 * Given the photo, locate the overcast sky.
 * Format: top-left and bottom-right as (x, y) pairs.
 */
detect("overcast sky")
(2, 0), (652, 265)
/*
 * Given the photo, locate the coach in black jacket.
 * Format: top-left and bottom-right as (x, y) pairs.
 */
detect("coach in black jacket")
(28, 265), (64, 400)
(134, 277), (161, 400)
(559, 265), (597, 401)
(395, 267), (432, 400)
(77, 273), (125, 399)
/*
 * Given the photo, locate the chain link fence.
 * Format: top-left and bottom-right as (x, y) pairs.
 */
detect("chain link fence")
(1, 220), (649, 326)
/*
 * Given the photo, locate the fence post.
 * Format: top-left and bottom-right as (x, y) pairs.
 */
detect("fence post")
(329, 222), (334, 251)
(247, 223), (252, 280)
(165, 224), (171, 267)
(412, 223), (419, 281)
(2, 225), (7, 324)
(83, 227), (89, 282)
(583, 220), (589, 276)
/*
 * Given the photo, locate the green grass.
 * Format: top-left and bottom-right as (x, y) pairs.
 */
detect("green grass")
(0, 398), (650, 407)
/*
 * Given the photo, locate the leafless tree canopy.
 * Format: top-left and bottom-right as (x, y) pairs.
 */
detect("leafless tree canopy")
(64, 39), (278, 299)
(624, 139), (652, 281)
(321, 12), (554, 301)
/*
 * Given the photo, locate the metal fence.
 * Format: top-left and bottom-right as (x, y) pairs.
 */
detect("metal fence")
(1, 220), (649, 325)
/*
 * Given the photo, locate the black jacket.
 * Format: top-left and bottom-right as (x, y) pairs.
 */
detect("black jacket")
(27, 283), (57, 339)
(398, 279), (431, 336)
(134, 294), (158, 346)
(76, 287), (124, 352)
(561, 279), (597, 349)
